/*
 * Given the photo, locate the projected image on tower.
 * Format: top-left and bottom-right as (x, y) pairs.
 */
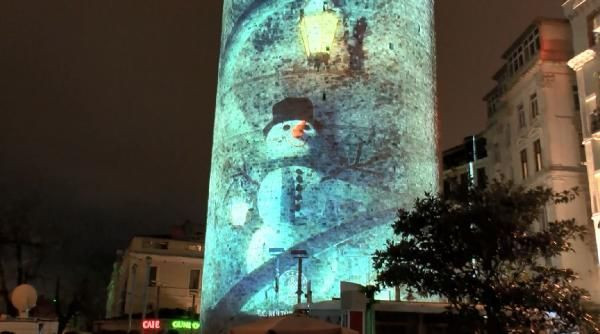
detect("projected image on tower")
(201, 0), (438, 333)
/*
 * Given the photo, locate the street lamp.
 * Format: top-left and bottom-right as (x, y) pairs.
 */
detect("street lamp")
(299, 1), (339, 66)
(291, 249), (308, 305)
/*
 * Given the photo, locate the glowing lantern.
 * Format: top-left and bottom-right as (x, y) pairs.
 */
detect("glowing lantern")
(299, 10), (339, 59)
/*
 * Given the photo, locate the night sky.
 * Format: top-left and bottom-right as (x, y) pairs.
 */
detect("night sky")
(0, 0), (562, 295)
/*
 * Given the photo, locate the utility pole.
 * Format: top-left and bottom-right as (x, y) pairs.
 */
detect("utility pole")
(140, 257), (152, 329)
(155, 284), (160, 319)
(127, 264), (137, 333)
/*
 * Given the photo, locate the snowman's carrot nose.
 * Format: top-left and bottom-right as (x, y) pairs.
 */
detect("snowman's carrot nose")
(292, 120), (307, 138)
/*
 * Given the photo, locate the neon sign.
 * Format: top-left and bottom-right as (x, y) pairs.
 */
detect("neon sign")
(172, 320), (201, 330)
(142, 319), (160, 330)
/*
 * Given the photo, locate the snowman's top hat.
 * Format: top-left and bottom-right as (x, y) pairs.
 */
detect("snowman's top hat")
(263, 97), (322, 136)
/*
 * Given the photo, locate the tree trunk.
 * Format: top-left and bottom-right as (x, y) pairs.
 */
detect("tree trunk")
(484, 307), (502, 334)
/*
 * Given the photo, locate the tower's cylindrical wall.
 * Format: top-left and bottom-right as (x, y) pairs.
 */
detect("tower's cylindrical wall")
(202, 1), (437, 332)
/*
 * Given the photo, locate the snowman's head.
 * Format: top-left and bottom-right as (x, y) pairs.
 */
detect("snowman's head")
(263, 97), (321, 159)
(265, 119), (318, 158)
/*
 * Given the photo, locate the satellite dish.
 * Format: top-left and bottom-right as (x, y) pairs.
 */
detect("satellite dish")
(10, 284), (37, 317)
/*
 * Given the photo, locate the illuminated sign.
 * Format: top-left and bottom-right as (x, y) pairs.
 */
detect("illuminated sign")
(172, 320), (201, 330)
(142, 319), (160, 330)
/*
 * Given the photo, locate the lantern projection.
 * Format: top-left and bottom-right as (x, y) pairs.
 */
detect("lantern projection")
(201, 0), (437, 333)
(299, 10), (339, 57)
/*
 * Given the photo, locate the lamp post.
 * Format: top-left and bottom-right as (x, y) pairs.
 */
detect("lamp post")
(299, 0), (339, 68)
(269, 248), (285, 304)
(291, 249), (308, 305)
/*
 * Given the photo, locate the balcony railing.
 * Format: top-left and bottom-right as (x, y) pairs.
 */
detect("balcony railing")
(573, 0), (587, 9)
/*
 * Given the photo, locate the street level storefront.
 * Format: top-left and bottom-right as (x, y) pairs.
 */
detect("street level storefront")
(93, 317), (200, 334)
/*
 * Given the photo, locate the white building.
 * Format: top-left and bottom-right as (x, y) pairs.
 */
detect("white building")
(563, 0), (600, 271)
(105, 236), (203, 320)
(483, 17), (600, 301)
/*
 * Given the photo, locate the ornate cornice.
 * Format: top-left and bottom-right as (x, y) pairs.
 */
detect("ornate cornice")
(563, 0), (600, 19)
(568, 49), (597, 70)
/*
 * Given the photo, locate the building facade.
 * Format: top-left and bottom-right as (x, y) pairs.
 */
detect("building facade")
(105, 236), (203, 320)
(564, 0), (600, 268)
(201, 0), (438, 332)
(481, 18), (600, 301)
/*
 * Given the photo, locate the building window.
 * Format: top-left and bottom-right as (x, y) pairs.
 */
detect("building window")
(533, 140), (542, 172)
(539, 206), (548, 231)
(526, 28), (540, 59)
(520, 149), (528, 180)
(443, 179), (451, 194)
(189, 269), (201, 290)
(477, 168), (487, 189)
(148, 266), (158, 287)
(187, 244), (202, 253)
(510, 27), (540, 74)
(518, 104), (526, 128)
(592, 109), (600, 133)
(494, 143), (501, 163)
(573, 85), (580, 111)
(142, 240), (169, 250)
(530, 94), (539, 119)
(588, 11), (600, 47)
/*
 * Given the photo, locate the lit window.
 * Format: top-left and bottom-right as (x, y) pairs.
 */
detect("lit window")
(518, 104), (526, 128)
(534, 140), (542, 172)
(187, 244), (203, 253)
(589, 12), (600, 46)
(520, 149), (528, 180)
(530, 94), (539, 119)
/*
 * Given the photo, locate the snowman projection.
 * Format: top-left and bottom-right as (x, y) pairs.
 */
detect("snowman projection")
(243, 98), (326, 310)
(243, 97), (389, 312)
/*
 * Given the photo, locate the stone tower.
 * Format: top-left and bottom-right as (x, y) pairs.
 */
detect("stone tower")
(201, 0), (437, 332)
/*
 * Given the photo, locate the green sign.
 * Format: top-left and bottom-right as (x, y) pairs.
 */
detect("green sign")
(172, 320), (201, 330)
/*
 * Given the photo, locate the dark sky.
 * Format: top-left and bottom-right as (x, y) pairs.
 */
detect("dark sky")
(0, 1), (563, 263)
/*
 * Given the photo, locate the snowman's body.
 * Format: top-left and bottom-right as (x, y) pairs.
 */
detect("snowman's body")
(243, 117), (383, 311)
(245, 119), (324, 310)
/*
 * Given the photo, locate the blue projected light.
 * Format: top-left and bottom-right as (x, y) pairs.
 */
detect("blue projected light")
(201, 1), (438, 333)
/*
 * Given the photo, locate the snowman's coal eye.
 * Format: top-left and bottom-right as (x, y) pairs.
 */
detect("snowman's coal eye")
(283, 124), (291, 131)
(304, 124), (311, 130)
